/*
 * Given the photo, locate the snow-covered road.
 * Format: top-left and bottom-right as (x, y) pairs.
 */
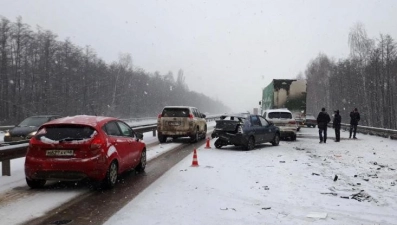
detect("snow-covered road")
(105, 128), (397, 225)
(1, 126), (396, 225)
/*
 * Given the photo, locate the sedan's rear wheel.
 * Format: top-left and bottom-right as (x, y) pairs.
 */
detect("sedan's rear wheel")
(26, 178), (46, 189)
(214, 139), (223, 149)
(135, 149), (146, 172)
(271, 133), (280, 146)
(245, 136), (255, 150)
(103, 161), (118, 189)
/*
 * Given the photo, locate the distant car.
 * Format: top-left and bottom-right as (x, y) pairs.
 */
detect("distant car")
(294, 114), (305, 131)
(305, 114), (317, 128)
(24, 115), (146, 189)
(263, 109), (297, 140)
(4, 115), (61, 142)
(157, 106), (207, 143)
(211, 114), (280, 150)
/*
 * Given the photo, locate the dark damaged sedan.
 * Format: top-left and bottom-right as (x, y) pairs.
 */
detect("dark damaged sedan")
(4, 115), (61, 142)
(211, 114), (280, 150)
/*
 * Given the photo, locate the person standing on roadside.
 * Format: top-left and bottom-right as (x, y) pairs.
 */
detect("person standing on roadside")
(333, 110), (342, 142)
(349, 108), (360, 139)
(317, 107), (331, 143)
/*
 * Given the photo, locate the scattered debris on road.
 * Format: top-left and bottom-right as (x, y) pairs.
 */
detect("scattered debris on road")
(262, 186), (269, 190)
(306, 212), (327, 219)
(261, 207), (271, 210)
(351, 190), (376, 202)
(320, 192), (337, 196)
(312, 173), (320, 176)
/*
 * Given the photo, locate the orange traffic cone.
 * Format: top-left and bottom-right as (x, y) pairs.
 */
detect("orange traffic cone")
(204, 137), (211, 149)
(191, 149), (199, 167)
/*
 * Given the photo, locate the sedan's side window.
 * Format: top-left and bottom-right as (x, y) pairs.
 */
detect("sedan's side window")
(259, 116), (269, 126)
(117, 121), (134, 137)
(103, 122), (122, 136)
(251, 116), (261, 126)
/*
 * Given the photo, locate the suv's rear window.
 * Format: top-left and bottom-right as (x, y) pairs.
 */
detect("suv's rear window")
(162, 108), (190, 117)
(268, 112), (292, 119)
(38, 125), (95, 141)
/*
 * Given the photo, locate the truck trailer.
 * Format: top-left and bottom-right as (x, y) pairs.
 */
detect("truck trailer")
(261, 79), (307, 123)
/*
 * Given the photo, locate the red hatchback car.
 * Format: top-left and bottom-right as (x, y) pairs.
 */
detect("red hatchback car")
(24, 115), (147, 189)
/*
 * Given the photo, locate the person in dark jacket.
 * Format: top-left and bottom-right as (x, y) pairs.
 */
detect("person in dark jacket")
(333, 110), (342, 142)
(349, 108), (360, 139)
(317, 107), (331, 143)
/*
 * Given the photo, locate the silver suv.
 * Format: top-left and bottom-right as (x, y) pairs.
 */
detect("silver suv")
(263, 109), (297, 140)
(157, 106), (207, 143)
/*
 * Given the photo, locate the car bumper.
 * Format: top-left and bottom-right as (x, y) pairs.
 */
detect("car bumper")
(159, 131), (196, 137)
(278, 127), (297, 137)
(212, 132), (248, 145)
(25, 155), (108, 181)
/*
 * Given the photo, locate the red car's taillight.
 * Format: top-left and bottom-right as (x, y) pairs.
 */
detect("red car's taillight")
(289, 121), (296, 124)
(90, 135), (104, 150)
(28, 136), (41, 148)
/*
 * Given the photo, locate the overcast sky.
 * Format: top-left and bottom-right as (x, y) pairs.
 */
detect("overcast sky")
(1, 0), (397, 113)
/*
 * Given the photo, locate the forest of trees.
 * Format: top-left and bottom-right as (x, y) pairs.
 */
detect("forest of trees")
(305, 23), (397, 129)
(0, 16), (230, 125)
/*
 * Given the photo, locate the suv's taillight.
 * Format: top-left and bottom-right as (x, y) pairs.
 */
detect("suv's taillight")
(90, 135), (104, 150)
(288, 121), (296, 124)
(158, 114), (162, 118)
(189, 113), (194, 119)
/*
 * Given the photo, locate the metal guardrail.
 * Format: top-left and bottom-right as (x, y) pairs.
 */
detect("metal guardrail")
(0, 143), (29, 176)
(339, 123), (397, 139)
(0, 125), (14, 131)
(0, 115), (221, 176)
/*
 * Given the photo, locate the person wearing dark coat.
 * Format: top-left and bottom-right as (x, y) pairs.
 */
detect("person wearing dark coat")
(333, 110), (342, 142)
(349, 108), (360, 139)
(317, 107), (331, 143)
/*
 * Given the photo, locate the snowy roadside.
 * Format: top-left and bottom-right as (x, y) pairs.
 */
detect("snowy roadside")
(105, 128), (397, 225)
